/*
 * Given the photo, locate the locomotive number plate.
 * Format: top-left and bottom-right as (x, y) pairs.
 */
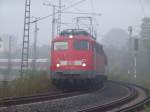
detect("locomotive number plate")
(67, 61), (74, 65)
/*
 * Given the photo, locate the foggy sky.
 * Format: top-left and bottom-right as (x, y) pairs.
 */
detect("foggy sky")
(0, 0), (150, 45)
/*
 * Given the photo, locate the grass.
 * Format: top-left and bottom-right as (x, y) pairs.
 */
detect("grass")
(0, 70), (55, 98)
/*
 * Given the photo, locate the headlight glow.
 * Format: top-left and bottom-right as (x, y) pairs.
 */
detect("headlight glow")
(82, 63), (86, 67)
(56, 63), (60, 67)
(69, 35), (73, 38)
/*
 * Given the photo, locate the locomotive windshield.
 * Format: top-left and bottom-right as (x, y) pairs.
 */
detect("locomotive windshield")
(54, 41), (68, 50)
(74, 40), (89, 50)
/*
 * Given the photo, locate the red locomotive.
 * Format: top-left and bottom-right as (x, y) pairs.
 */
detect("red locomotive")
(50, 29), (107, 88)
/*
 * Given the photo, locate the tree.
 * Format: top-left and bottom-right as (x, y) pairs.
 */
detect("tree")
(0, 37), (3, 50)
(102, 28), (129, 49)
(140, 17), (150, 39)
(140, 17), (150, 52)
(101, 28), (129, 75)
(138, 17), (150, 76)
(0, 37), (2, 48)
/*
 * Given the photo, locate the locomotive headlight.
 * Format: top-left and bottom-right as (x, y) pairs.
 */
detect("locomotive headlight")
(82, 63), (86, 67)
(56, 63), (60, 67)
(69, 35), (73, 38)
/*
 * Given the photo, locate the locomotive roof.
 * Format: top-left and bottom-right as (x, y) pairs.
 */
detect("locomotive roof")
(60, 29), (91, 36)
(52, 32), (103, 46)
(52, 29), (97, 41)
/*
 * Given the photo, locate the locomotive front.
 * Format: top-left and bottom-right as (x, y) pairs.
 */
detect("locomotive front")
(50, 29), (107, 88)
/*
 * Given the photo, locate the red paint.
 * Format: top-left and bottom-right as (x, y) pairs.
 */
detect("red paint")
(50, 33), (107, 79)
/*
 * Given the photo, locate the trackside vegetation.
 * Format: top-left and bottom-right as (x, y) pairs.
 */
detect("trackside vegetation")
(108, 73), (150, 89)
(0, 70), (55, 98)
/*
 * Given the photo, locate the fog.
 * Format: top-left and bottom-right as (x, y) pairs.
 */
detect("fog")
(0, 0), (150, 45)
(0, 0), (150, 86)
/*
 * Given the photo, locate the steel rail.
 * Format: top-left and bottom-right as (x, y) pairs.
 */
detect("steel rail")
(77, 81), (138, 112)
(116, 97), (150, 112)
(0, 90), (87, 107)
(1, 91), (61, 100)
(115, 83), (150, 112)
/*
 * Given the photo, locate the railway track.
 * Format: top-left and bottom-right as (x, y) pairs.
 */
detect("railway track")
(0, 81), (150, 112)
(78, 81), (150, 112)
(0, 89), (88, 107)
(115, 84), (150, 112)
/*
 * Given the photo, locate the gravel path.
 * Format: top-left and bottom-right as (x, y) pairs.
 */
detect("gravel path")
(0, 81), (129, 112)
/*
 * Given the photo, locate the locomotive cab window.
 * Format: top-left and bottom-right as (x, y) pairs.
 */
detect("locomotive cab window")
(74, 40), (89, 50)
(54, 41), (68, 50)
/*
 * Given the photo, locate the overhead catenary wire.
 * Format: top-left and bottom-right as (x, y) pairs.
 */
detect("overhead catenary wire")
(65, 0), (83, 12)
(62, 0), (87, 11)
(31, 0), (88, 23)
(61, 11), (101, 16)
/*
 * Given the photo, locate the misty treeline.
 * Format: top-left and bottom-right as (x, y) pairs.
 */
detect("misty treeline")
(138, 17), (150, 77)
(102, 17), (150, 80)
(0, 17), (150, 79)
(0, 44), (50, 59)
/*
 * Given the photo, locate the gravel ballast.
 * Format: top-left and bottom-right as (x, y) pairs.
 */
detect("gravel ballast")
(0, 82), (129, 112)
